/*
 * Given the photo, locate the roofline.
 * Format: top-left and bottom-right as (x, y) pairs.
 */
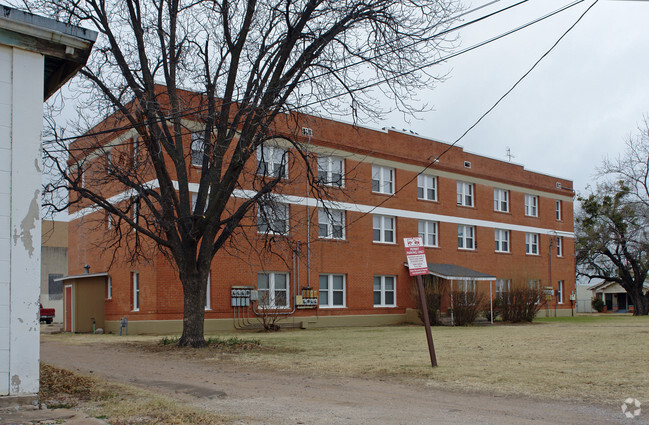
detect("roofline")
(54, 272), (108, 282)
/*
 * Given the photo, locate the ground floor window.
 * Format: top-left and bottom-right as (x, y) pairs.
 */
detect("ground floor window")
(373, 275), (396, 307)
(557, 280), (563, 304)
(319, 274), (345, 307)
(258, 272), (289, 308)
(132, 272), (140, 311)
(456, 280), (476, 293)
(48, 273), (63, 300)
(495, 279), (510, 297)
(205, 274), (211, 310)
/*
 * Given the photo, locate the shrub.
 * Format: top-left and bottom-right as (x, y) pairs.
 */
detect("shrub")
(591, 297), (604, 312)
(450, 290), (484, 326)
(411, 276), (446, 325)
(500, 286), (545, 322)
(483, 296), (502, 322)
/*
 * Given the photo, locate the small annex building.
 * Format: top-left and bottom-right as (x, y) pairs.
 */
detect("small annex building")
(65, 88), (576, 335)
(589, 281), (649, 313)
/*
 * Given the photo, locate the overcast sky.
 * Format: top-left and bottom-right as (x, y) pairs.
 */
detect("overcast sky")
(378, 0), (649, 195)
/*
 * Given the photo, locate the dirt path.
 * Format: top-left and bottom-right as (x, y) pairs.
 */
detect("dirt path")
(41, 337), (642, 425)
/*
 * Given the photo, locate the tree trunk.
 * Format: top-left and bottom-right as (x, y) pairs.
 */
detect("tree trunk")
(628, 287), (649, 316)
(178, 271), (207, 347)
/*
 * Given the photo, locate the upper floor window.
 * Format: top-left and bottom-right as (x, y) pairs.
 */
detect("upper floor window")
(317, 156), (344, 187)
(191, 133), (205, 167)
(372, 215), (395, 243)
(372, 165), (394, 194)
(556, 200), (562, 221)
(557, 236), (563, 257)
(257, 202), (289, 235)
(494, 229), (509, 253)
(458, 224), (475, 250)
(319, 274), (345, 308)
(418, 220), (438, 247)
(494, 188), (509, 212)
(525, 194), (538, 217)
(417, 175), (437, 201)
(525, 232), (539, 255)
(318, 208), (344, 239)
(457, 181), (474, 207)
(258, 272), (288, 308)
(257, 145), (287, 178)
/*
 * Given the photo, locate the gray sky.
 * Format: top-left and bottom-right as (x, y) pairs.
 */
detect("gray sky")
(381, 0), (649, 195)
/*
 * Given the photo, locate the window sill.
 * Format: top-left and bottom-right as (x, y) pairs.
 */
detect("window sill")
(373, 305), (398, 308)
(458, 248), (476, 252)
(494, 210), (511, 214)
(318, 236), (346, 242)
(372, 191), (395, 196)
(319, 305), (347, 309)
(456, 204), (475, 209)
(495, 250), (511, 254)
(526, 253), (540, 256)
(417, 198), (438, 203)
(373, 241), (397, 245)
(524, 215), (539, 218)
(423, 245), (439, 249)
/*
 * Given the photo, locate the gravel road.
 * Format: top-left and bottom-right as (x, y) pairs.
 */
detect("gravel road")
(41, 338), (644, 425)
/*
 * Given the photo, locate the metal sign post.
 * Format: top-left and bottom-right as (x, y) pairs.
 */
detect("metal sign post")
(404, 237), (438, 367)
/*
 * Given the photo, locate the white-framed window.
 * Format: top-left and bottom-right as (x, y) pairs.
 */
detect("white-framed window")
(257, 145), (288, 178)
(556, 200), (562, 221)
(495, 279), (510, 297)
(373, 275), (396, 307)
(107, 276), (112, 300)
(417, 175), (437, 201)
(372, 165), (394, 194)
(191, 132), (205, 167)
(525, 194), (538, 217)
(319, 274), (345, 308)
(458, 224), (475, 250)
(205, 274), (211, 310)
(557, 280), (564, 304)
(258, 272), (289, 308)
(132, 198), (139, 232)
(557, 236), (563, 257)
(132, 272), (139, 311)
(191, 191), (207, 215)
(257, 202), (289, 235)
(525, 233), (539, 255)
(418, 220), (438, 247)
(80, 167), (85, 188)
(528, 279), (541, 290)
(317, 156), (344, 187)
(372, 215), (395, 243)
(494, 188), (509, 212)
(494, 229), (510, 253)
(457, 181), (474, 207)
(457, 280), (476, 293)
(107, 212), (113, 230)
(318, 208), (344, 239)
(133, 136), (139, 168)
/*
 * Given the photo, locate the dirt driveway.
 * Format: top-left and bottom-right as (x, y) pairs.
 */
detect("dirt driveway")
(41, 337), (642, 425)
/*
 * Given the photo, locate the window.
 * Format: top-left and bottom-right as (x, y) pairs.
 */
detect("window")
(417, 175), (437, 201)
(257, 145), (287, 178)
(457, 280), (476, 293)
(494, 188), (509, 212)
(496, 279), (511, 298)
(132, 272), (140, 311)
(525, 194), (538, 217)
(528, 279), (540, 290)
(191, 192), (207, 214)
(372, 215), (395, 243)
(258, 272), (289, 308)
(373, 275), (396, 307)
(257, 202), (289, 235)
(106, 212), (114, 230)
(317, 156), (344, 187)
(191, 133), (205, 167)
(319, 274), (345, 308)
(418, 220), (438, 247)
(132, 198), (139, 232)
(458, 224), (475, 250)
(494, 229), (509, 252)
(556, 200), (562, 221)
(133, 137), (139, 168)
(205, 274), (211, 310)
(457, 181), (474, 207)
(525, 233), (539, 255)
(48, 274), (63, 301)
(557, 236), (563, 257)
(107, 276), (112, 300)
(557, 280), (564, 304)
(318, 208), (344, 239)
(372, 165), (394, 194)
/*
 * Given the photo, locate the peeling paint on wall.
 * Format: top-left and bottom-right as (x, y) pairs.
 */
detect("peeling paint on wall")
(11, 189), (40, 256)
(10, 374), (21, 393)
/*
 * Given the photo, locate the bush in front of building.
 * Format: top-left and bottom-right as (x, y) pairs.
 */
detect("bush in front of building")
(450, 290), (485, 326)
(499, 287), (545, 322)
(591, 297), (604, 312)
(411, 276), (447, 326)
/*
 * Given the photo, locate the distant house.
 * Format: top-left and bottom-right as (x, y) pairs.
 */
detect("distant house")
(40, 220), (68, 323)
(589, 281), (649, 313)
(0, 5), (95, 401)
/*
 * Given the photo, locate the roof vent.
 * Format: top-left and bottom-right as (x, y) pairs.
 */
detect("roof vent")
(464, 161), (471, 169)
(556, 182), (562, 189)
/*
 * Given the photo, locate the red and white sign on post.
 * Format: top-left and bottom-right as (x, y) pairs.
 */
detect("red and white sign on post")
(404, 237), (429, 276)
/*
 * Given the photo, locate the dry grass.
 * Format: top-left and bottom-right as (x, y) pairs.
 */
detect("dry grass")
(40, 363), (227, 424)
(208, 315), (649, 405)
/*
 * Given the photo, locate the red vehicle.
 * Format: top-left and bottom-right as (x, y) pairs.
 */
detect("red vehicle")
(40, 304), (55, 324)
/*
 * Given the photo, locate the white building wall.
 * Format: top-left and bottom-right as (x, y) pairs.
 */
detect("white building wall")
(0, 45), (43, 396)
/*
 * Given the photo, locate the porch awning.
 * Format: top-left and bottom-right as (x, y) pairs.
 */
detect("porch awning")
(54, 272), (108, 282)
(425, 263), (496, 281)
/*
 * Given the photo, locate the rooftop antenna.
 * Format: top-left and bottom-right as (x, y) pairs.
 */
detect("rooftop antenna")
(506, 147), (515, 162)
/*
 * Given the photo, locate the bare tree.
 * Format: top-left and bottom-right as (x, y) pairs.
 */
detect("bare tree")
(29, 0), (460, 346)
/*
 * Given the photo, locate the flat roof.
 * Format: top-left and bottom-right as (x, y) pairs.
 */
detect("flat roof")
(405, 262), (496, 281)
(54, 272), (108, 282)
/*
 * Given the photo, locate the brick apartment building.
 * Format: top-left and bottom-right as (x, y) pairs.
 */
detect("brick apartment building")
(64, 96), (575, 334)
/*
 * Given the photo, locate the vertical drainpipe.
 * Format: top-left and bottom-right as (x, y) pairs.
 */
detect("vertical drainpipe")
(303, 128), (313, 291)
